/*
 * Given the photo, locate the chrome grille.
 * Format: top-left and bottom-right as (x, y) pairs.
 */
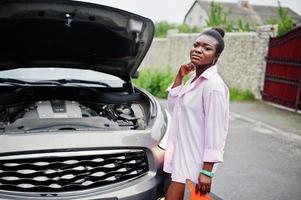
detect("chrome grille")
(0, 149), (148, 192)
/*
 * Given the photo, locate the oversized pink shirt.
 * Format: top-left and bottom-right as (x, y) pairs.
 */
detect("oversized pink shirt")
(163, 65), (229, 184)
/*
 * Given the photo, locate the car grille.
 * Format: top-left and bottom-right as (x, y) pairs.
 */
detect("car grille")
(0, 149), (148, 192)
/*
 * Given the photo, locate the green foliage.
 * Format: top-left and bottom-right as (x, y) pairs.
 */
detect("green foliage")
(237, 18), (244, 31)
(224, 22), (235, 32)
(154, 21), (177, 38)
(134, 68), (255, 101)
(244, 21), (251, 32)
(177, 23), (201, 33)
(206, 1), (231, 27)
(267, 17), (278, 25)
(267, 5), (296, 37)
(277, 6), (296, 37)
(230, 88), (255, 101)
(237, 18), (251, 32)
(154, 21), (200, 38)
(132, 67), (174, 98)
(155, 1), (259, 36)
(206, 1), (253, 32)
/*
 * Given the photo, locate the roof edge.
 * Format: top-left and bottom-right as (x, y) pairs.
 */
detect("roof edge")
(183, 0), (197, 24)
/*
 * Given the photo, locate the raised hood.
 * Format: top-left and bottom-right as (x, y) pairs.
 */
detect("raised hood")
(0, 0), (154, 80)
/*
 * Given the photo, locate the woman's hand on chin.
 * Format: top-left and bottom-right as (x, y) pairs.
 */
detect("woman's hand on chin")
(178, 62), (195, 78)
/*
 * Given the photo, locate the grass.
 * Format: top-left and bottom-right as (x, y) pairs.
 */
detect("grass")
(230, 87), (255, 101)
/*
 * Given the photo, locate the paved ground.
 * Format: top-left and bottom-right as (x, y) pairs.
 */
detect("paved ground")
(230, 101), (301, 136)
(158, 99), (301, 200)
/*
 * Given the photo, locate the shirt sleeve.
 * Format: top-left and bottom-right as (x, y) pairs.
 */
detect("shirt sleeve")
(202, 88), (229, 163)
(166, 82), (183, 113)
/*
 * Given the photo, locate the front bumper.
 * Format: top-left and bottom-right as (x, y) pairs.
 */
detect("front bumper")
(0, 172), (166, 200)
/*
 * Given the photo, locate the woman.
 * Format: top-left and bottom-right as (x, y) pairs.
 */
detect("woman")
(164, 28), (229, 200)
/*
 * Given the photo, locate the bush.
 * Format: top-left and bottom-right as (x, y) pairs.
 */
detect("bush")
(177, 23), (201, 34)
(154, 21), (201, 38)
(230, 87), (255, 101)
(237, 18), (251, 32)
(133, 67), (174, 98)
(154, 21), (177, 38)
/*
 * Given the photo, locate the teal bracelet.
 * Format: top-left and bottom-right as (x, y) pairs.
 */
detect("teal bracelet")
(200, 169), (214, 178)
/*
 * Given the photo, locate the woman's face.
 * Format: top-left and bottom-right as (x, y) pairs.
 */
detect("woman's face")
(190, 35), (218, 66)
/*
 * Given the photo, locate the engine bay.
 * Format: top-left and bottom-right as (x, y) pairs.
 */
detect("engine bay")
(0, 100), (147, 133)
(0, 87), (150, 134)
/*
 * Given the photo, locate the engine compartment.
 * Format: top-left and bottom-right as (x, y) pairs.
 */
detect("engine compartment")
(0, 86), (151, 134)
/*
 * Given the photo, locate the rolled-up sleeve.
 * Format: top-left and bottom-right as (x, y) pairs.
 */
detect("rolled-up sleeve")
(202, 89), (229, 163)
(166, 83), (183, 113)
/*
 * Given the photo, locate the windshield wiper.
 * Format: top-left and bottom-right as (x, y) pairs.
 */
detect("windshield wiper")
(0, 78), (28, 84)
(0, 78), (110, 87)
(55, 79), (110, 87)
(0, 78), (65, 86)
(0, 78), (27, 86)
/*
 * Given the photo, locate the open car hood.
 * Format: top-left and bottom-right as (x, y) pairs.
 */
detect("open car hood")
(0, 0), (154, 81)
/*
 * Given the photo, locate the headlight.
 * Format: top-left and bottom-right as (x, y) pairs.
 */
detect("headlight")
(158, 108), (171, 150)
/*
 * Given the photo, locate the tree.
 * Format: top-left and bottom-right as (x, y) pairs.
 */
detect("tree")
(277, 5), (296, 36)
(206, 1), (232, 28)
(206, 1), (254, 32)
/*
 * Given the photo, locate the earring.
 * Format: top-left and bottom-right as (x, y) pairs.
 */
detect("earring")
(212, 58), (217, 65)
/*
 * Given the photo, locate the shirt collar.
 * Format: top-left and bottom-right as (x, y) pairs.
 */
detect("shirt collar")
(194, 65), (218, 81)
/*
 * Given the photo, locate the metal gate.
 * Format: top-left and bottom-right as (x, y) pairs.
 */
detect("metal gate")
(263, 27), (301, 112)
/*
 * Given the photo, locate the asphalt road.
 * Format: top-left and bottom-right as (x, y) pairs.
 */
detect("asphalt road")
(159, 100), (301, 200)
(212, 113), (301, 200)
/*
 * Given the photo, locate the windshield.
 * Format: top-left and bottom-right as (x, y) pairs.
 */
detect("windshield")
(0, 68), (125, 87)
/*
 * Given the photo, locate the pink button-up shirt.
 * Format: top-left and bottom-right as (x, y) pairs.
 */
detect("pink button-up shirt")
(163, 65), (229, 184)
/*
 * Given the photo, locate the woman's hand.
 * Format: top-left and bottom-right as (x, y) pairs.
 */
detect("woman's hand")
(171, 62), (195, 89)
(195, 173), (212, 195)
(177, 62), (195, 78)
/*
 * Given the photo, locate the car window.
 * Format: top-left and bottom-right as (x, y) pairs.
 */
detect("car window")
(0, 68), (125, 87)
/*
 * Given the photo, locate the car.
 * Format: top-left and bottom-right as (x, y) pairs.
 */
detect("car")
(0, 0), (171, 199)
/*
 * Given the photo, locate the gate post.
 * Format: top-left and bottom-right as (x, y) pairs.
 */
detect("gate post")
(295, 76), (301, 112)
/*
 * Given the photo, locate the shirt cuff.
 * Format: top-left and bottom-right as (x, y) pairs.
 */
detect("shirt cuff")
(203, 149), (224, 163)
(166, 84), (183, 97)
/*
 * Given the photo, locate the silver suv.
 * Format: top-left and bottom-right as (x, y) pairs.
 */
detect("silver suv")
(0, 0), (170, 199)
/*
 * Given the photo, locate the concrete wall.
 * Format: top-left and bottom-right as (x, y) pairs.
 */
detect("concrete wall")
(140, 28), (271, 99)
